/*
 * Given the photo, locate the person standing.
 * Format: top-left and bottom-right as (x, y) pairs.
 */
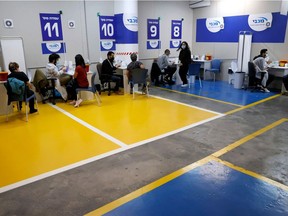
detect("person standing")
(46, 53), (68, 101)
(66, 54), (89, 107)
(101, 51), (123, 95)
(177, 41), (192, 87)
(8, 62), (37, 113)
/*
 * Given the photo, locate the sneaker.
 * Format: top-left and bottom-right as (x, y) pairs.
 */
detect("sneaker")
(264, 88), (270, 93)
(181, 84), (188, 88)
(69, 100), (76, 105)
(29, 109), (38, 114)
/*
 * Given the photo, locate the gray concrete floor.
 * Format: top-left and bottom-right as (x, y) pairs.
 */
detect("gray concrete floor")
(0, 87), (287, 216)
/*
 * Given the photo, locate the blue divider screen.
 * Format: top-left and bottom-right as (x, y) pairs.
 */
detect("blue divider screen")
(196, 12), (287, 43)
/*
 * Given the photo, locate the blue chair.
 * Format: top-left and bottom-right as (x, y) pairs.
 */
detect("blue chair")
(188, 63), (202, 88)
(75, 72), (101, 106)
(205, 59), (222, 81)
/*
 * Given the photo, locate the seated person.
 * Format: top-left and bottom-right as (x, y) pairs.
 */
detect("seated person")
(157, 49), (176, 83)
(46, 53), (68, 101)
(8, 62), (37, 114)
(66, 54), (89, 107)
(253, 49), (274, 92)
(127, 53), (145, 94)
(101, 51), (123, 95)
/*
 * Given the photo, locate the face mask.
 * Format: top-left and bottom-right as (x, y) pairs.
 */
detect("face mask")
(265, 54), (269, 62)
(56, 61), (61, 69)
(181, 45), (186, 49)
(110, 57), (115, 62)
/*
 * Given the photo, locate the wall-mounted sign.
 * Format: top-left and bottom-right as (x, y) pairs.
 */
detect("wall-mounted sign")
(100, 41), (116, 51)
(171, 20), (182, 40)
(114, 13), (138, 44)
(39, 13), (63, 41)
(248, 13), (272, 32)
(206, 17), (224, 33)
(147, 40), (160, 49)
(68, 20), (75, 29)
(147, 19), (160, 40)
(99, 16), (115, 40)
(4, 19), (13, 28)
(170, 40), (181, 49)
(41, 42), (66, 54)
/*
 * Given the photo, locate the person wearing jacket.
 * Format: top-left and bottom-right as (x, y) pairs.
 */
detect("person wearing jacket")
(8, 62), (37, 113)
(177, 41), (192, 87)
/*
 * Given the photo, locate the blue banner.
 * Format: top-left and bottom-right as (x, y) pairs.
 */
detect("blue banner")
(170, 40), (181, 49)
(100, 41), (116, 51)
(114, 13), (138, 44)
(147, 19), (160, 40)
(41, 42), (66, 54)
(196, 12), (287, 43)
(171, 20), (182, 40)
(147, 41), (161, 49)
(99, 16), (115, 40)
(40, 13), (63, 41)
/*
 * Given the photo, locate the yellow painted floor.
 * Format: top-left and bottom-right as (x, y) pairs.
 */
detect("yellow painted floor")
(0, 94), (219, 188)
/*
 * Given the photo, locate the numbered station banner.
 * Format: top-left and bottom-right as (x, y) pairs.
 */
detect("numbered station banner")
(41, 42), (66, 54)
(99, 16), (115, 40)
(40, 13), (63, 41)
(171, 20), (182, 40)
(147, 41), (161, 49)
(147, 19), (160, 40)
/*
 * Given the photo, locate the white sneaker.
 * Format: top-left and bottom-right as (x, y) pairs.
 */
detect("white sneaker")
(181, 84), (188, 88)
(74, 99), (83, 108)
(264, 88), (270, 93)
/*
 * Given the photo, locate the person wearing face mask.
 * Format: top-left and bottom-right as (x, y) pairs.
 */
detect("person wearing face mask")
(253, 49), (274, 92)
(177, 41), (192, 87)
(46, 53), (68, 101)
(101, 51), (123, 95)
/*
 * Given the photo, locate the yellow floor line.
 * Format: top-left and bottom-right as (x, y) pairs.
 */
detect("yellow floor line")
(155, 86), (243, 107)
(212, 157), (288, 191)
(212, 118), (287, 157)
(86, 118), (288, 215)
(225, 94), (281, 115)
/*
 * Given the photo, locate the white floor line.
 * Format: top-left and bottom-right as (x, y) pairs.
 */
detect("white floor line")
(50, 104), (127, 148)
(0, 98), (225, 193)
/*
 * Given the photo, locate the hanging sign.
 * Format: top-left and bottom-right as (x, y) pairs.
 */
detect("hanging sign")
(100, 41), (116, 51)
(171, 20), (182, 40)
(41, 42), (66, 54)
(248, 13), (272, 32)
(39, 13), (63, 41)
(147, 41), (161, 49)
(147, 19), (160, 40)
(206, 17), (224, 33)
(99, 16), (115, 40)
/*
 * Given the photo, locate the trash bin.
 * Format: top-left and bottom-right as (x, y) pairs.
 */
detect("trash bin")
(234, 72), (245, 89)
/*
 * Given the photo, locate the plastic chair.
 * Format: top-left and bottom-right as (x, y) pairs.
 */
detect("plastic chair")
(150, 62), (166, 85)
(129, 68), (149, 99)
(97, 63), (113, 96)
(4, 80), (39, 122)
(75, 72), (101, 106)
(188, 63), (202, 88)
(205, 59), (222, 81)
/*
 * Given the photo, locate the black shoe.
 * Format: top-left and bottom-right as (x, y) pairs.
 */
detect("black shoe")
(30, 109), (38, 114)
(130, 88), (133, 94)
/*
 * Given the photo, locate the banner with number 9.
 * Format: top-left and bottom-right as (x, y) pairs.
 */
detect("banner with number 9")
(147, 19), (160, 40)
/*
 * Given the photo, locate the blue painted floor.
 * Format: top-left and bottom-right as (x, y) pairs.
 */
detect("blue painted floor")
(163, 81), (278, 106)
(104, 161), (288, 216)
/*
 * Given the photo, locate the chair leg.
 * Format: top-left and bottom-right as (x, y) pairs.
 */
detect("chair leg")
(188, 76), (191, 88)
(95, 91), (101, 106)
(25, 102), (28, 122)
(133, 86), (135, 99)
(199, 77), (202, 88)
(213, 73), (216, 82)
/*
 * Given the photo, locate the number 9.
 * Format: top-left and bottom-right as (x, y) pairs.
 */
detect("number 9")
(150, 25), (157, 37)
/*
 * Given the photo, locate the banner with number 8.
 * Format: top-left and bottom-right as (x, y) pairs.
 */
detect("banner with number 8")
(171, 20), (182, 40)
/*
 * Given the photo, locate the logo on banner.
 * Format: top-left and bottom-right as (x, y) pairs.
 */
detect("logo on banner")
(100, 41), (115, 51)
(206, 17), (224, 33)
(147, 41), (160, 49)
(41, 42), (66, 54)
(123, 14), (138, 32)
(248, 13), (272, 31)
(170, 40), (181, 49)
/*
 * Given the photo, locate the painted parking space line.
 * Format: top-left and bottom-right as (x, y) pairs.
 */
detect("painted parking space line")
(86, 118), (288, 215)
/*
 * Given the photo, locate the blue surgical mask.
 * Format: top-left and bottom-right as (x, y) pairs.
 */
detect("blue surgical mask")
(181, 45), (186, 49)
